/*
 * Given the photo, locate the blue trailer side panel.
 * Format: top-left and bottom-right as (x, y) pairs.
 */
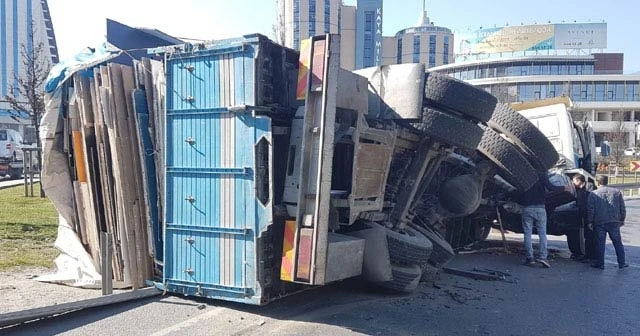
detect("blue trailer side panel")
(163, 37), (274, 304)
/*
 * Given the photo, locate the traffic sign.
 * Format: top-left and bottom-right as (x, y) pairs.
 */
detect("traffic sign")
(631, 161), (640, 172)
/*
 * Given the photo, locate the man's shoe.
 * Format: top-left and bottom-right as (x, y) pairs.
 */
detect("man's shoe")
(523, 258), (535, 266)
(619, 264), (629, 269)
(537, 259), (551, 268)
(590, 263), (605, 270)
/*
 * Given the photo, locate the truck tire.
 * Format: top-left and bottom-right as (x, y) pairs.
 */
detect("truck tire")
(406, 108), (484, 150)
(420, 262), (440, 283)
(424, 71), (497, 122)
(377, 263), (422, 293)
(368, 221), (433, 265)
(566, 227), (585, 257)
(477, 126), (538, 191)
(410, 224), (455, 266)
(487, 103), (559, 171)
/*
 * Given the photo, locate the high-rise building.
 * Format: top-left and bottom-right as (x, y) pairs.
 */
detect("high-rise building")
(0, 0), (59, 134)
(283, 0), (341, 51)
(283, 0), (453, 70)
(354, 0), (383, 69)
(394, 2), (453, 68)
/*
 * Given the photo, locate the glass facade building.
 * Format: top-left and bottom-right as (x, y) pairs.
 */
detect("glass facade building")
(0, 0), (58, 134)
(394, 12), (454, 68)
(431, 54), (640, 147)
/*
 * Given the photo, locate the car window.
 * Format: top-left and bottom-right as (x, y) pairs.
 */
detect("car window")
(0, 130), (7, 141)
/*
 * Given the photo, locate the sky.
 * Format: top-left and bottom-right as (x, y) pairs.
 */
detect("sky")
(48, 0), (640, 73)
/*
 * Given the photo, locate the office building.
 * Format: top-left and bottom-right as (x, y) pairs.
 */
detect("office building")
(0, 0), (58, 135)
(432, 23), (640, 148)
(394, 3), (454, 68)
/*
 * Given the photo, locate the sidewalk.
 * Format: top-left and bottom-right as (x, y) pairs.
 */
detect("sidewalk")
(0, 178), (39, 190)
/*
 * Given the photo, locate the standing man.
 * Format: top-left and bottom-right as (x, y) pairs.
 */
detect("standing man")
(587, 175), (629, 269)
(521, 173), (568, 268)
(572, 174), (597, 262)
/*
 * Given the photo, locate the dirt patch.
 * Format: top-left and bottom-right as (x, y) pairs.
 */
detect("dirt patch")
(0, 266), (108, 314)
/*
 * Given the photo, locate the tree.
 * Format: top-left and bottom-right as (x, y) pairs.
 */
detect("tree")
(272, 0), (286, 45)
(608, 114), (627, 165)
(4, 20), (51, 196)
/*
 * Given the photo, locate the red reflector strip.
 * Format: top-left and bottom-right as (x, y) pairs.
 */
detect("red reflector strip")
(310, 39), (326, 92)
(296, 39), (312, 100)
(295, 228), (314, 281)
(280, 220), (297, 282)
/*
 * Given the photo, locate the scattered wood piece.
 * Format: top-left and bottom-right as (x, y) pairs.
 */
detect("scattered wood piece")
(451, 285), (473, 291)
(442, 267), (504, 281)
(473, 268), (512, 277)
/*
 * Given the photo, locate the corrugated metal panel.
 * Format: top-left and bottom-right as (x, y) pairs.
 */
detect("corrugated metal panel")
(163, 37), (273, 304)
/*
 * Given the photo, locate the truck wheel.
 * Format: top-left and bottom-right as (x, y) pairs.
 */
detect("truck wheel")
(377, 263), (422, 293)
(368, 221), (433, 265)
(410, 224), (455, 267)
(406, 108), (484, 150)
(477, 126), (538, 191)
(487, 103), (559, 171)
(424, 71), (497, 122)
(566, 227), (585, 257)
(420, 262), (440, 283)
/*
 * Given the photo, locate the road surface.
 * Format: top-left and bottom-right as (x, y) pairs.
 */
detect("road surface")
(4, 200), (640, 336)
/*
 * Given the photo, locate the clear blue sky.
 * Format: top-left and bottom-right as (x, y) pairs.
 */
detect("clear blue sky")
(49, 0), (640, 73)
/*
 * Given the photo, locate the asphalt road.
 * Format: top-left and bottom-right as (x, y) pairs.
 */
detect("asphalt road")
(4, 201), (640, 336)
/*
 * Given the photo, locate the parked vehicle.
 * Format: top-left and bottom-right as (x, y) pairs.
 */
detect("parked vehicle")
(624, 148), (636, 156)
(0, 129), (27, 179)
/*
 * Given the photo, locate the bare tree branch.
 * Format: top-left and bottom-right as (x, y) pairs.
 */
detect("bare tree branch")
(4, 19), (50, 148)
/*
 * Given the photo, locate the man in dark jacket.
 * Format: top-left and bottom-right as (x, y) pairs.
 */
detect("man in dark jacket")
(587, 175), (628, 269)
(521, 173), (568, 268)
(572, 173), (597, 262)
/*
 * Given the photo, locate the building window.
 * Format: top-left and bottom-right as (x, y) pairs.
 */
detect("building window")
(309, 0), (316, 37)
(443, 35), (449, 64)
(428, 35), (436, 67)
(397, 38), (402, 64)
(413, 35), (420, 63)
(293, 0), (300, 49)
(627, 83), (639, 101)
(363, 11), (375, 67)
(324, 0), (331, 33)
(595, 83), (606, 101)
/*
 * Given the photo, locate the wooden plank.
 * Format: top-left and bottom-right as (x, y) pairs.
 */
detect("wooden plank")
(72, 181), (88, 245)
(99, 84), (127, 283)
(108, 63), (138, 288)
(92, 68), (124, 281)
(442, 267), (504, 281)
(123, 65), (153, 287)
(0, 288), (161, 328)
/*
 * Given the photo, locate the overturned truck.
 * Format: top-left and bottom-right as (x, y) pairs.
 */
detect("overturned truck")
(43, 33), (562, 305)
